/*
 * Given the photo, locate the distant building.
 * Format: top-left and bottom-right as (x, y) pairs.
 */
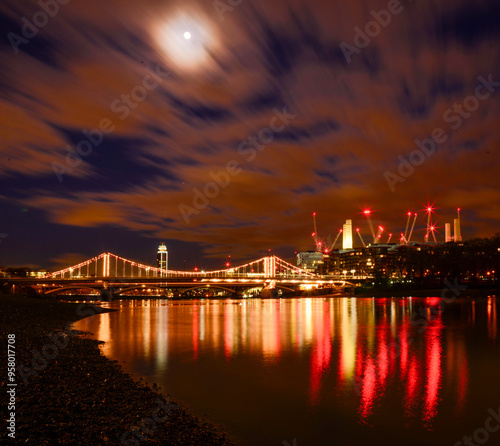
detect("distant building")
(297, 251), (324, 272)
(157, 243), (168, 276)
(28, 270), (48, 278)
(326, 244), (401, 278)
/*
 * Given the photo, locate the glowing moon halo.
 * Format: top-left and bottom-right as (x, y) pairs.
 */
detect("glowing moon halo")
(154, 12), (218, 71)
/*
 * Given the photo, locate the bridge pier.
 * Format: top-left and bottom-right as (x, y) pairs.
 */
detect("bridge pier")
(100, 283), (114, 301)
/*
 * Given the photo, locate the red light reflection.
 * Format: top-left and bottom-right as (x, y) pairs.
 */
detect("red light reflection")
(309, 304), (332, 405)
(423, 319), (443, 426)
(359, 357), (377, 420)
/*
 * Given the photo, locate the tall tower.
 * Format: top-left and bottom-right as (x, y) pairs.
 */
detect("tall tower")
(157, 243), (168, 277)
(454, 208), (462, 243)
(445, 223), (452, 243)
(342, 219), (353, 250)
(453, 219), (462, 243)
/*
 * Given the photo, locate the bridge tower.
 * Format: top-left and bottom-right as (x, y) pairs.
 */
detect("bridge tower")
(103, 253), (110, 277)
(264, 256), (276, 277)
(157, 243), (168, 277)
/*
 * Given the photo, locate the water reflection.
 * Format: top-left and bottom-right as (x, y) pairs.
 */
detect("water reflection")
(488, 296), (497, 340)
(78, 296), (499, 445)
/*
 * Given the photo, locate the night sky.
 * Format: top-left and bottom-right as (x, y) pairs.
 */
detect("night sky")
(1, 0), (499, 270)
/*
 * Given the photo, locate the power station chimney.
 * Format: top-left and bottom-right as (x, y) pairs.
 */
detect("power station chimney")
(454, 208), (462, 242)
(445, 223), (452, 243)
(342, 219), (353, 250)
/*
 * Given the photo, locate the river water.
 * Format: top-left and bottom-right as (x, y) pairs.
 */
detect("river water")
(74, 296), (500, 446)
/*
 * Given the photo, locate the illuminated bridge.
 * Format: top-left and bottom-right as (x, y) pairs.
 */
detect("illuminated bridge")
(5, 252), (362, 298)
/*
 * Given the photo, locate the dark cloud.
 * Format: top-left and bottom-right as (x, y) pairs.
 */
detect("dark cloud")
(436, 1), (500, 46)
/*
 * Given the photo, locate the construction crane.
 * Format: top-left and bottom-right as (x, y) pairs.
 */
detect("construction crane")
(403, 211), (412, 242)
(356, 227), (366, 248)
(325, 228), (343, 252)
(312, 212), (322, 252)
(427, 224), (438, 242)
(407, 212), (418, 243)
(363, 208), (376, 243)
(424, 202), (437, 243)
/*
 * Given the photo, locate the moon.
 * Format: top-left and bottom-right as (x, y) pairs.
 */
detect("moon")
(154, 12), (218, 71)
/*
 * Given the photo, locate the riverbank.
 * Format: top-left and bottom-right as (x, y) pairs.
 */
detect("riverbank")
(0, 294), (236, 445)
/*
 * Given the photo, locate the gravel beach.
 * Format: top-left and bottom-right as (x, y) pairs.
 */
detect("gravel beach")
(0, 294), (237, 446)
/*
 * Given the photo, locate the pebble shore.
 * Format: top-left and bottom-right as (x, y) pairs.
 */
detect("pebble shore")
(0, 294), (237, 445)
